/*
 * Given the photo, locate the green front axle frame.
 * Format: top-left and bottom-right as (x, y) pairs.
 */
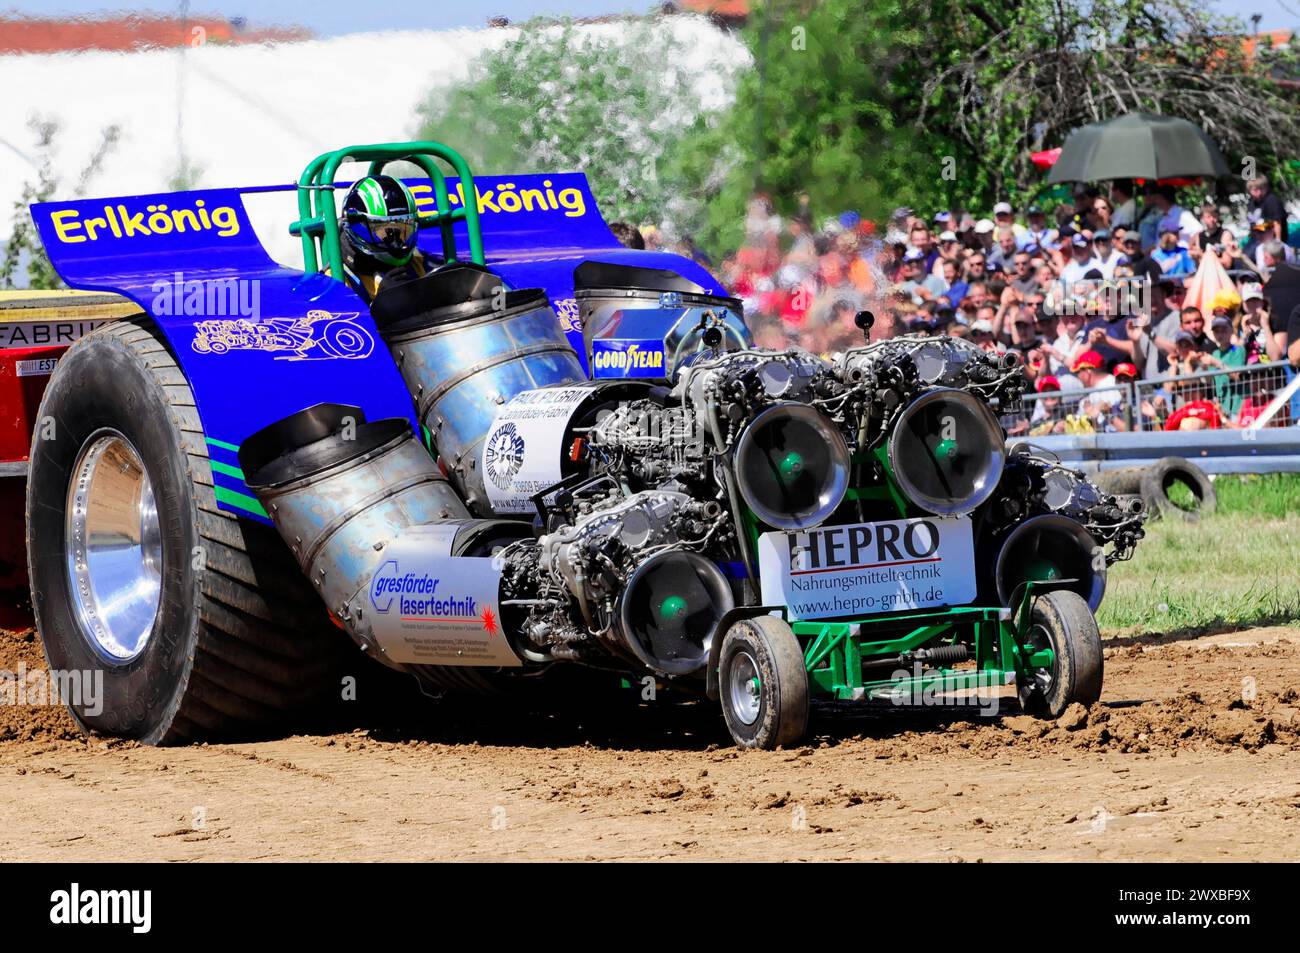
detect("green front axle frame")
(794, 584), (1053, 703)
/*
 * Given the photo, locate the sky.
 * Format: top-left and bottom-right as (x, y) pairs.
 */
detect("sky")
(0, 1), (659, 35)
(2, 0), (1293, 36)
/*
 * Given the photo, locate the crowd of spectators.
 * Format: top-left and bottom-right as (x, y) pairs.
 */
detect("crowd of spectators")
(658, 177), (1300, 432)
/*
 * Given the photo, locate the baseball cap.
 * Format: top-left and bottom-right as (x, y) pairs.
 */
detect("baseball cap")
(974, 219), (995, 235)
(1094, 229), (1111, 240)
(1211, 315), (1232, 330)
(1113, 362), (1137, 379)
(1160, 223), (1180, 235)
(902, 248), (925, 263)
(1242, 283), (1264, 302)
(970, 319), (995, 334)
(1071, 349), (1103, 372)
(933, 211), (952, 224)
(1071, 234), (1090, 248)
(993, 201), (1013, 216)
(1174, 329), (1195, 344)
(938, 230), (958, 243)
(1027, 205), (1044, 216)
(1037, 375), (1061, 392)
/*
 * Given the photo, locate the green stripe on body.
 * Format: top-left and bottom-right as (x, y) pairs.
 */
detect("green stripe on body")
(209, 459), (245, 480)
(206, 437), (240, 453)
(213, 485), (268, 518)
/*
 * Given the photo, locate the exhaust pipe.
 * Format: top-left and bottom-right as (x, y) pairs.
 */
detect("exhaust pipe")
(371, 266), (586, 515)
(239, 403), (471, 665)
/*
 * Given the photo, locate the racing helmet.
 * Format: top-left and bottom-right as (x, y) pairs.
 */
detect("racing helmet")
(342, 174), (421, 266)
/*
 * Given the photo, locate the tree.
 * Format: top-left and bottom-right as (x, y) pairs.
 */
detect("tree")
(414, 17), (742, 239)
(676, 0), (1300, 257)
(1, 118), (120, 290)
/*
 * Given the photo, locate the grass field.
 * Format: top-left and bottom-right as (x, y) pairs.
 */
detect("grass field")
(1097, 473), (1300, 638)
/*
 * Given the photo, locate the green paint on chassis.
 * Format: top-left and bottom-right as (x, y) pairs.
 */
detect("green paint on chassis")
(731, 446), (1062, 708)
(792, 590), (1055, 704)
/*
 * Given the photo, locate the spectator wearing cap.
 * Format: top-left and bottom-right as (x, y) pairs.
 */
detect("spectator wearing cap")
(896, 248), (946, 304)
(1071, 349), (1123, 420)
(1105, 361), (1138, 431)
(1060, 233), (1103, 289)
(1029, 375), (1070, 435)
(973, 218), (996, 253)
(932, 229), (963, 277)
(1119, 232), (1163, 288)
(993, 201), (1028, 241)
(1151, 225), (1195, 277)
(1093, 230), (1124, 280)
(970, 317), (1002, 353)
(1025, 206), (1058, 251)
(1109, 180), (1137, 230)
(1238, 284), (1276, 364)
(1207, 314), (1247, 416)
(1005, 309), (1042, 358)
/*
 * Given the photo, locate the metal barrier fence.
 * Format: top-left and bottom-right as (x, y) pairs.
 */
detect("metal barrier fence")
(1007, 359), (1295, 436)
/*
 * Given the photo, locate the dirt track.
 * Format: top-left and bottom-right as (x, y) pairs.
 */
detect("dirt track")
(1, 623), (1298, 861)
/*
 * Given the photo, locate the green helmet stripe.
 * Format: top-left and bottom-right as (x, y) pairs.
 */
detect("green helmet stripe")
(357, 177), (387, 217)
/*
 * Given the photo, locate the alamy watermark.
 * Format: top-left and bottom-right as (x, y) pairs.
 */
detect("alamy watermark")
(0, 662), (104, 716)
(150, 271), (261, 319)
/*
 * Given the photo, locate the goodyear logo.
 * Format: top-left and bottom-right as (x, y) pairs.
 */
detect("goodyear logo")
(49, 200), (241, 244)
(591, 339), (666, 378)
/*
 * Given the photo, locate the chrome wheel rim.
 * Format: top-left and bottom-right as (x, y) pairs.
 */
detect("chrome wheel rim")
(65, 431), (163, 663)
(728, 650), (762, 726)
(1022, 623), (1056, 699)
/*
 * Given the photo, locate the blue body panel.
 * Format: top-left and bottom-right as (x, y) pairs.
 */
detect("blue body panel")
(31, 172), (724, 523)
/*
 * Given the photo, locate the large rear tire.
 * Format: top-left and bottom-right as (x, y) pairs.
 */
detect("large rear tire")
(26, 317), (347, 744)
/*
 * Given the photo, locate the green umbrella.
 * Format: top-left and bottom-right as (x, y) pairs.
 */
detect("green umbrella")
(1046, 112), (1231, 184)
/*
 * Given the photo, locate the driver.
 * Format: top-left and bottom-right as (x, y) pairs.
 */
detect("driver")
(338, 174), (429, 303)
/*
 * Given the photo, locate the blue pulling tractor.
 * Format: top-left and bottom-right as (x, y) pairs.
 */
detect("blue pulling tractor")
(27, 142), (1144, 747)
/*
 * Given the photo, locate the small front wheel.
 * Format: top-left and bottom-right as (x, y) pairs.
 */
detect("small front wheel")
(718, 615), (809, 749)
(1019, 590), (1104, 717)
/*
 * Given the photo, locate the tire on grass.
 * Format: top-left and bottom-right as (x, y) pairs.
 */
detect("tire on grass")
(1140, 455), (1216, 523)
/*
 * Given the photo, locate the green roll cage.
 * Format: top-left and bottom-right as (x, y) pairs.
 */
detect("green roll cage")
(290, 140), (487, 280)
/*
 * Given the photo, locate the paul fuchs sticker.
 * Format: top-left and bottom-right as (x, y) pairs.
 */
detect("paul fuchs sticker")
(758, 516), (977, 620)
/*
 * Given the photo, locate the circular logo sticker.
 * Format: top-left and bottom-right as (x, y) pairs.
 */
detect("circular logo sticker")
(484, 422), (526, 491)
